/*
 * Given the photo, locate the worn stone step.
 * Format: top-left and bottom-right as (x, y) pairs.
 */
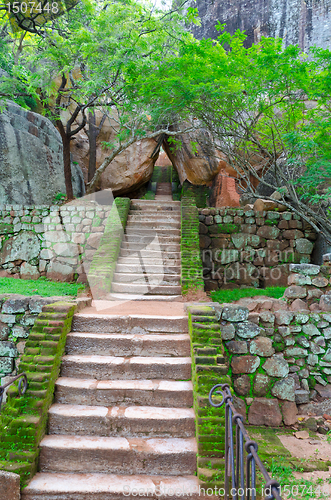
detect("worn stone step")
(66, 333), (190, 357)
(125, 227), (180, 236)
(121, 242), (180, 252)
(115, 264), (181, 274)
(55, 378), (194, 407)
(72, 314), (189, 333)
(111, 283), (182, 295)
(119, 248), (181, 259)
(48, 404), (195, 437)
(128, 213), (180, 220)
(117, 256), (180, 266)
(113, 273), (180, 285)
(61, 355), (191, 380)
(127, 215), (180, 223)
(107, 293), (182, 301)
(39, 435), (197, 475)
(123, 234), (180, 243)
(22, 473), (215, 500)
(126, 221), (180, 230)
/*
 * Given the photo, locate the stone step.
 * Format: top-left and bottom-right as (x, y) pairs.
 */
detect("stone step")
(107, 293), (182, 301)
(55, 378), (194, 407)
(22, 473), (214, 500)
(38, 435), (197, 475)
(61, 355), (192, 380)
(48, 404), (195, 437)
(126, 221), (180, 229)
(123, 234), (180, 243)
(131, 206), (181, 213)
(113, 273), (180, 284)
(127, 215), (181, 223)
(131, 199), (180, 205)
(66, 333), (190, 357)
(115, 264), (181, 274)
(125, 227), (180, 236)
(121, 242), (180, 252)
(72, 314), (189, 334)
(117, 256), (180, 265)
(119, 249), (181, 259)
(111, 283), (182, 295)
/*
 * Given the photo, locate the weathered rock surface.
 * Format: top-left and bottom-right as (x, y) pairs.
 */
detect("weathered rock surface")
(250, 337), (275, 357)
(0, 470), (20, 500)
(187, 0), (331, 52)
(0, 232), (40, 265)
(263, 355), (289, 377)
(0, 101), (84, 205)
(248, 398), (282, 426)
(271, 377), (295, 401)
(100, 138), (158, 195)
(71, 110), (159, 195)
(253, 373), (270, 396)
(163, 128), (221, 185)
(234, 374), (251, 395)
(281, 401), (298, 426)
(231, 355), (260, 374)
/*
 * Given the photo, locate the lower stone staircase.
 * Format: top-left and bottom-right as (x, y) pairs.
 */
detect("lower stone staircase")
(109, 184), (181, 301)
(22, 309), (211, 499)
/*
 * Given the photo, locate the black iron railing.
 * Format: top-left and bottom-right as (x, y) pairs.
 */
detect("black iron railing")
(0, 373), (28, 413)
(209, 383), (282, 500)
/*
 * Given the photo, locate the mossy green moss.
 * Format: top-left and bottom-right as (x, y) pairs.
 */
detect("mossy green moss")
(0, 302), (76, 486)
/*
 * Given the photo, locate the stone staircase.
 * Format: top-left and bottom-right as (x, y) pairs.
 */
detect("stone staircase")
(22, 310), (211, 499)
(110, 184), (182, 300)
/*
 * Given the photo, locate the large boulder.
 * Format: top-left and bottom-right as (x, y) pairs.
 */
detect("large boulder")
(71, 110), (159, 195)
(162, 127), (221, 185)
(0, 101), (84, 205)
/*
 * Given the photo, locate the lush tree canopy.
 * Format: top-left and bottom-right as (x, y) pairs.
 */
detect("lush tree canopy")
(1, 1), (331, 242)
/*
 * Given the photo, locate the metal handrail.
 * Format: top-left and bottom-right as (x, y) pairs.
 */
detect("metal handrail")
(209, 383), (282, 500)
(0, 373), (28, 413)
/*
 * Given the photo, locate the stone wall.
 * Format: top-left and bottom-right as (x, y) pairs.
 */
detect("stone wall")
(0, 294), (89, 384)
(216, 261), (331, 428)
(0, 204), (111, 283)
(199, 207), (316, 290)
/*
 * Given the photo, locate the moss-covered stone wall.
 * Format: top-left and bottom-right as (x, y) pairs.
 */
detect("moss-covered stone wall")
(0, 301), (76, 485)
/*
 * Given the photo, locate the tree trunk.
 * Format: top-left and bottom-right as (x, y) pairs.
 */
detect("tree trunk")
(56, 120), (74, 200)
(88, 111), (97, 182)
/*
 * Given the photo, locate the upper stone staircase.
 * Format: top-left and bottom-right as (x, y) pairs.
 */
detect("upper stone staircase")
(110, 181), (182, 300)
(22, 307), (209, 499)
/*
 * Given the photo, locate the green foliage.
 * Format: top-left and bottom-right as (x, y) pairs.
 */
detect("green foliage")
(210, 286), (286, 303)
(0, 277), (84, 296)
(139, 30), (331, 240)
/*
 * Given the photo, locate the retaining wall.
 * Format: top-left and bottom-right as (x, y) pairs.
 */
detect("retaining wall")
(199, 207), (317, 290)
(216, 259), (331, 428)
(0, 204), (111, 283)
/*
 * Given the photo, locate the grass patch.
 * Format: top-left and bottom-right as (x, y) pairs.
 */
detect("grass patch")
(210, 286), (286, 303)
(0, 277), (85, 297)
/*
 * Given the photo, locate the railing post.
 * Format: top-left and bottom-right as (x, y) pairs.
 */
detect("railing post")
(209, 383), (282, 500)
(0, 373), (28, 413)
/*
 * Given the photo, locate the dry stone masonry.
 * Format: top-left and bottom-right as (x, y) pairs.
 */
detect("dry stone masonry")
(199, 206), (316, 290)
(0, 204), (111, 284)
(217, 258), (331, 427)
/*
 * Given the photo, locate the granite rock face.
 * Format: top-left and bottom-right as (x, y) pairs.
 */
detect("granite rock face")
(187, 0), (331, 52)
(0, 101), (84, 205)
(163, 127), (221, 185)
